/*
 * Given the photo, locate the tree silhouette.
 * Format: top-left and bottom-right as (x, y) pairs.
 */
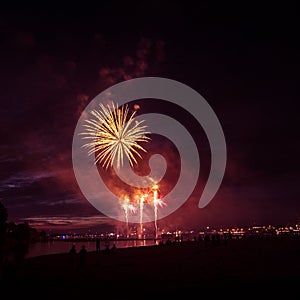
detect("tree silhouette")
(0, 201), (7, 225)
(0, 201), (8, 283)
(0, 201), (8, 245)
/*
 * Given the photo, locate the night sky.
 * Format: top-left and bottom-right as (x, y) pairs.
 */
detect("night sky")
(1, 2), (299, 232)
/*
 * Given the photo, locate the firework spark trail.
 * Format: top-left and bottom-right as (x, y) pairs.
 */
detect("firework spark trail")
(122, 198), (130, 237)
(139, 194), (148, 238)
(140, 197), (144, 238)
(128, 203), (136, 214)
(122, 197), (137, 237)
(80, 102), (151, 170)
(152, 184), (159, 240)
(151, 184), (166, 240)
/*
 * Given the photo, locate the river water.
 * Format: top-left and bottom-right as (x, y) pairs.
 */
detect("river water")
(25, 239), (157, 258)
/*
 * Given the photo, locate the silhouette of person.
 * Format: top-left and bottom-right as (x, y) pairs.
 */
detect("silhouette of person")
(96, 238), (100, 254)
(223, 233), (228, 246)
(211, 234), (216, 246)
(111, 243), (117, 253)
(215, 233), (221, 245)
(165, 238), (172, 246)
(197, 234), (203, 245)
(104, 239), (110, 254)
(104, 244), (110, 254)
(204, 234), (210, 247)
(69, 244), (76, 268)
(69, 244), (76, 255)
(79, 245), (87, 268)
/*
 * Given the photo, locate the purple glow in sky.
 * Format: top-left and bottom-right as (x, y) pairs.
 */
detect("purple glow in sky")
(0, 2), (299, 232)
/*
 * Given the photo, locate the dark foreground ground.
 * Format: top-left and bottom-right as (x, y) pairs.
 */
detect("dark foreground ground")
(1, 236), (300, 297)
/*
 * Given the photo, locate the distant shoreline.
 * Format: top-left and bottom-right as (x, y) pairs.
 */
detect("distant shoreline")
(26, 233), (300, 258)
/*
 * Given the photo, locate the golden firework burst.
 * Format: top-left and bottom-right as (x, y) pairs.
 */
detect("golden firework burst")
(80, 102), (151, 169)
